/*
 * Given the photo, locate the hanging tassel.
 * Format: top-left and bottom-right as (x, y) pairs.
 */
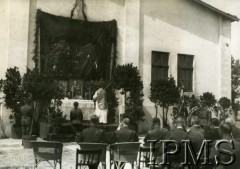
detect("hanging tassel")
(81, 0), (88, 21)
(70, 0), (88, 21)
(70, 0), (78, 19)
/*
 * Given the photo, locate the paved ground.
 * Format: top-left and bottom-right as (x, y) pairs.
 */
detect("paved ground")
(0, 136), (145, 169)
(0, 138), (77, 169)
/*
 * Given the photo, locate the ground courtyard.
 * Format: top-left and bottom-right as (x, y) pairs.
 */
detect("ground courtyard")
(0, 136), (145, 169)
(1, 121), (240, 169)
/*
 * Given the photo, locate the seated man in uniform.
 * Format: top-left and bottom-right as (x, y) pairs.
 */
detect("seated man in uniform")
(187, 116), (205, 153)
(163, 117), (189, 168)
(113, 117), (139, 143)
(205, 118), (221, 142)
(79, 115), (104, 143)
(210, 122), (240, 169)
(113, 117), (139, 169)
(225, 117), (240, 140)
(78, 115), (103, 169)
(144, 117), (168, 143)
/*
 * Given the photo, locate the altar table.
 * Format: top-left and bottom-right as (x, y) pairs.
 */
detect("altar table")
(60, 99), (95, 120)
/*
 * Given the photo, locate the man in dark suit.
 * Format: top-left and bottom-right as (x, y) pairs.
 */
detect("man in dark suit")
(114, 117), (139, 143)
(79, 115), (104, 143)
(144, 117), (168, 143)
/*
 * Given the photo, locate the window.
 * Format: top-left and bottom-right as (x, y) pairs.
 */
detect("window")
(178, 54), (194, 92)
(151, 51), (169, 82)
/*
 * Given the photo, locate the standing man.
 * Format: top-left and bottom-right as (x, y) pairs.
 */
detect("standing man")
(70, 102), (83, 135)
(21, 100), (33, 137)
(93, 83), (108, 124)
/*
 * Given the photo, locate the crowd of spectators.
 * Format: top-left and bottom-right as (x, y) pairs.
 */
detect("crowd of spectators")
(73, 107), (240, 169)
(144, 116), (240, 169)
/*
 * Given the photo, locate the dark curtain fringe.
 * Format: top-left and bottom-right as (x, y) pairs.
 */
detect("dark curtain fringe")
(81, 0), (88, 21)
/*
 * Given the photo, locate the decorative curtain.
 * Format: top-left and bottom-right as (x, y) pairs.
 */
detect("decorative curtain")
(34, 10), (117, 81)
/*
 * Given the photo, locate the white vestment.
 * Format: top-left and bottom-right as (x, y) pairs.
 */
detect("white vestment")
(93, 88), (108, 123)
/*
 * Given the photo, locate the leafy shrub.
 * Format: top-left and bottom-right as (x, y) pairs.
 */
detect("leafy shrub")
(150, 76), (180, 124)
(1, 67), (26, 127)
(113, 64), (144, 124)
(219, 97), (231, 110)
(200, 92), (217, 108)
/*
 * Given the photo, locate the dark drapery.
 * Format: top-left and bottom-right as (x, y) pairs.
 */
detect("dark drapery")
(35, 10), (117, 81)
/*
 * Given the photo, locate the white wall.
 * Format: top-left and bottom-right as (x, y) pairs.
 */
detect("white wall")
(0, 0), (10, 79)
(0, 0), (233, 135)
(138, 0), (233, 131)
(0, 0), (31, 137)
(140, 0), (223, 108)
(0, 0), (30, 76)
(8, 0), (30, 75)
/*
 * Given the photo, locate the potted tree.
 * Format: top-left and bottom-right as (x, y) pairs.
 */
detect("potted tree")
(113, 64), (144, 131)
(149, 76), (180, 126)
(1, 67), (26, 139)
(21, 68), (64, 148)
(218, 97), (231, 121)
(199, 92), (217, 124)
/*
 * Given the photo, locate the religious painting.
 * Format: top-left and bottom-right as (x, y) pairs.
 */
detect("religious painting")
(68, 79), (84, 99)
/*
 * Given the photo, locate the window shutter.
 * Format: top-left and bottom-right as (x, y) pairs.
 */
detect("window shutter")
(151, 51), (169, 82)
(178, 54), (194, 92)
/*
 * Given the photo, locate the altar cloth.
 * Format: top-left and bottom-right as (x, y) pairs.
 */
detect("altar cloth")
(60, 99), (95, 120)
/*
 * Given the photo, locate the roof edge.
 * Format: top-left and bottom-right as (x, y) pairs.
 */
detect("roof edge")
(193, 0), (239, 22)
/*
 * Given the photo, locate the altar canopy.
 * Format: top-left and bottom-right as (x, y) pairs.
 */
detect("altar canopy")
(35, 10), (117, 81)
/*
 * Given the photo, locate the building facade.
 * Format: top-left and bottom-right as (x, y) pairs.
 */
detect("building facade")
(0, 0), (238, 136)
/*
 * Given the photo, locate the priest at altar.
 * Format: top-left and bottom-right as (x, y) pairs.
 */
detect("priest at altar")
(93, 86), (108, 124)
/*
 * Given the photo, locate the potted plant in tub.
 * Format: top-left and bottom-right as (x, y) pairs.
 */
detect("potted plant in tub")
(1, 67), (25, 139)
(21, 68), (64, 147)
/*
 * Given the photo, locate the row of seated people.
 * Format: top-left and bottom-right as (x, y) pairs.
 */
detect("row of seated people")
(77, 115), (138, 169)
(144, 116), (240, 169)
(76, 114), (240, 169)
